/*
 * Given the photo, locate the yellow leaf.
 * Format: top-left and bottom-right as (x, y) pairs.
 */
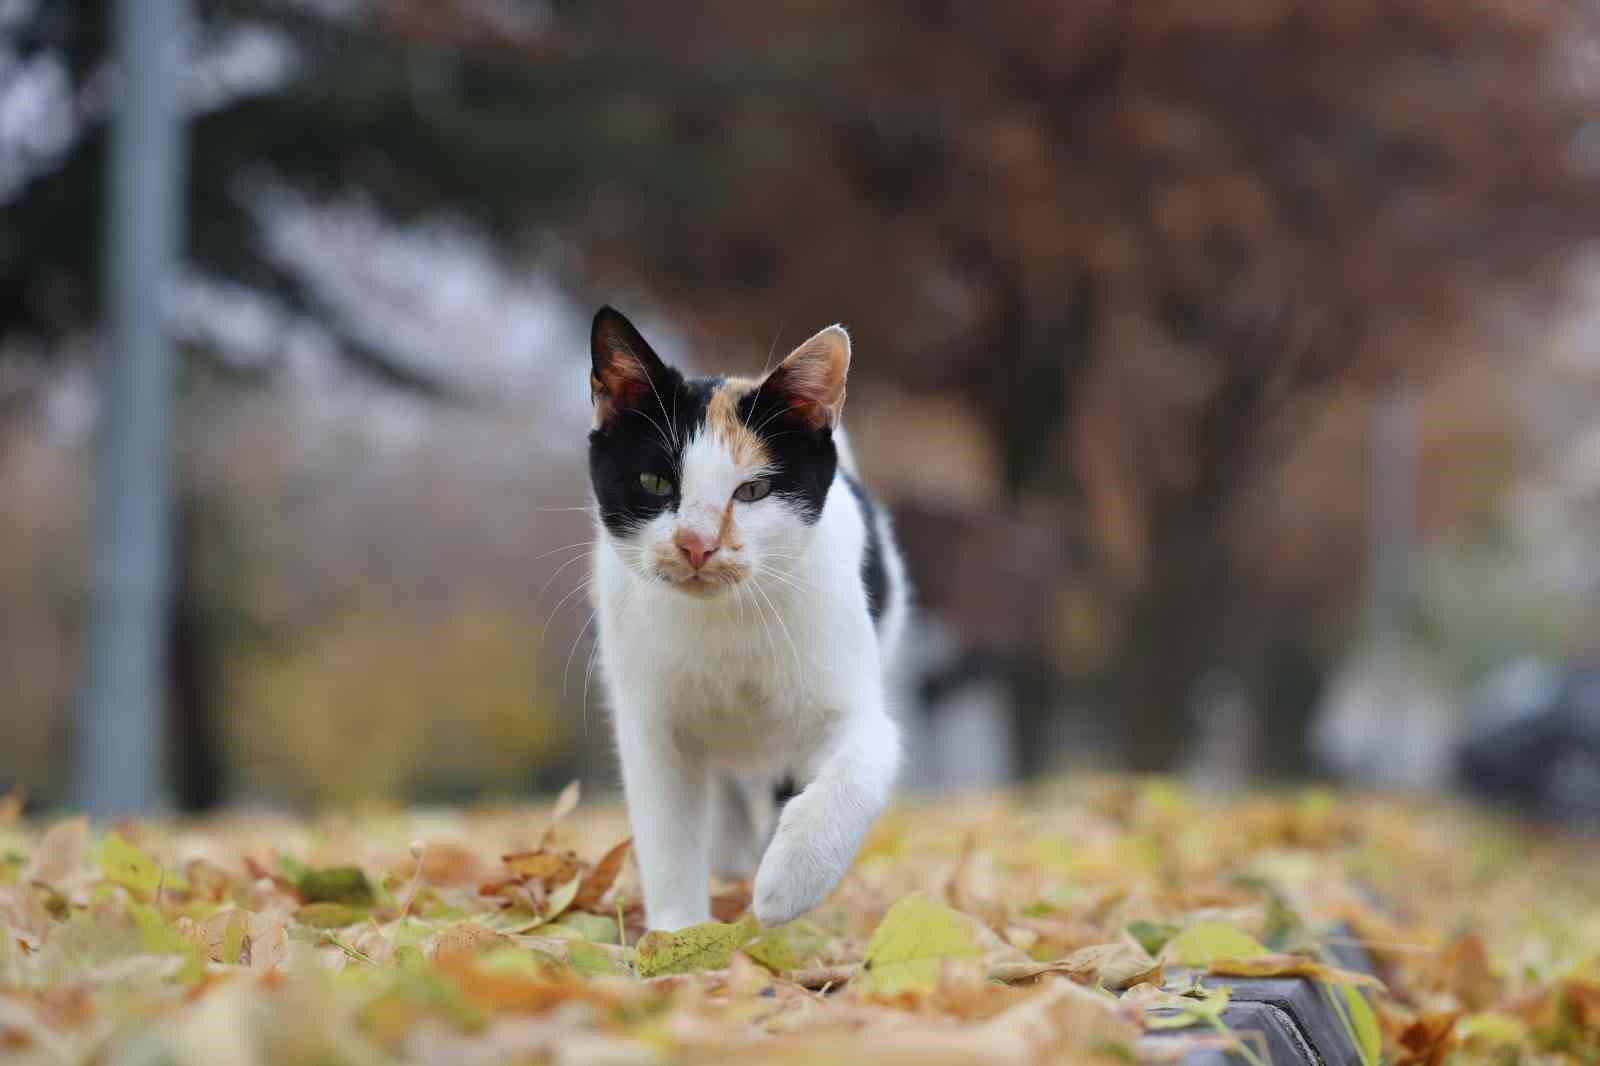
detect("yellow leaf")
(635, 915), (759, 978)
(1162, 922), (1269, 967)
(100, 833), (164, 901)
(1457, 1012), (1530, 1047)
(856, 892), (980, 996)
(567, 939), (629, 978)
(128, 901), (204, 983)
(543, 873), (582, 922)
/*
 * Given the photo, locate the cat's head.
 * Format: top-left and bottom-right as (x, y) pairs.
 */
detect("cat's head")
(587, 306), (849, 598)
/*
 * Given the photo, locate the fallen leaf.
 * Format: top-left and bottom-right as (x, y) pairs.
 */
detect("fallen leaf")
(296, 866), (374, 905)
(635, 915), (760, 978)
(567, 938), (630, 978)
(25, 817), (87, 887)
(432, 921), (512, 967)
(1209, 954), (1385, 989)
(1395, 1011), (1459, 1066)
(1055, 941), (1162, 990)
(501, 850), (583, 887)
(542, 873), (582, 923)
(856, 892), (981, 996)
(1332, 981), (1383, 1066)
(572, 838), (631, 912)
(1161, 921), (1269, 968)
(295, 902), (367, 928)
(99, 833), (165, 901)
(539, 780), (581, 848)
(1126, 919), (1180, 956)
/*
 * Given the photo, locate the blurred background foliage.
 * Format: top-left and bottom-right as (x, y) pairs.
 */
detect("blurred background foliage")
(4, 0), (1600, 809)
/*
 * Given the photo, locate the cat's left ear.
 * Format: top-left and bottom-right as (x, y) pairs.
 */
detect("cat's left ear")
(763, 324), (850, 431)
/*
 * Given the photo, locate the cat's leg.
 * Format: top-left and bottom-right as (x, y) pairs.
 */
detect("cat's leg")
(615, 712), (711, 930)
(707, 775), (764, 881)
(752, 703), (899, 927)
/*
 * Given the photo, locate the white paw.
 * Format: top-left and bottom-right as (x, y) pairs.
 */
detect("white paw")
(751, 829), (846, 927)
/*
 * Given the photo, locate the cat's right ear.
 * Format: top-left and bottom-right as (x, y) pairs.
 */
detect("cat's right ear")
(591, 306), (668, 425)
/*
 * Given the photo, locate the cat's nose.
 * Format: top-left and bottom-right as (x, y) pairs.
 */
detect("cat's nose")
(674, 529), (720, 570)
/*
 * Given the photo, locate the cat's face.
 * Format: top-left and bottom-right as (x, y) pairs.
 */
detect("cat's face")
(587, 307), (849, 599)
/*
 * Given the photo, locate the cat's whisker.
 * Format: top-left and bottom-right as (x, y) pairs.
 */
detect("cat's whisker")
(563, 606), (600, 699)
(535, 550), (596, 612)
(541, 575), (597, 645)
(535, 539), (600, 562)
(751, 577), (805, 682)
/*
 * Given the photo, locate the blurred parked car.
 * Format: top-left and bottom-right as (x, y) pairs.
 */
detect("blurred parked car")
(1457, 658), (1600, 824)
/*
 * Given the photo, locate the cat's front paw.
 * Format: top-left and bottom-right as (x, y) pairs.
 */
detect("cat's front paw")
(745, 832), (832, 921)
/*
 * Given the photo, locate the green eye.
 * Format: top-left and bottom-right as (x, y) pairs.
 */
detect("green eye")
(733, 479), (771, 503)
(639, 472), (673, 496)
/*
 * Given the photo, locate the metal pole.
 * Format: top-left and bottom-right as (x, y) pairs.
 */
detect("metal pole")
(1366, 385), (1417, 653)
(74, 0), (190, 815)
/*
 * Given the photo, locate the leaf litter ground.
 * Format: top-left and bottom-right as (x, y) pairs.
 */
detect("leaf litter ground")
(1, 775), (1597, 1065)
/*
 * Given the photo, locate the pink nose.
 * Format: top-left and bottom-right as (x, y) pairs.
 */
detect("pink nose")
(674, 529), (720, 570)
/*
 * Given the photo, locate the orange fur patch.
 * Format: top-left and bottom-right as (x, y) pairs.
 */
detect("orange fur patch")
(705, 376), (772, 469)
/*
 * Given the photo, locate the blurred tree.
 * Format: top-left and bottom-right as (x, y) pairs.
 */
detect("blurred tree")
(530, 0), (1600, 769)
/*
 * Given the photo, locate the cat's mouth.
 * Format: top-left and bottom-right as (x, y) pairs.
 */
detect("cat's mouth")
(655, 564), (747, 597)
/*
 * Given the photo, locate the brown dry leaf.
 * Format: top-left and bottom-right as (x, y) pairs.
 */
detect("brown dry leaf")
(1208, 954), (1385, 990)
(572, 838), (631, 912)
(1057, 941), (1163, 991)
(1395, 1010), (1459, 1066)
(437, 953), (591, 1014)
(418, 842), (485, 886)
(246, 914), (288, 973)
(25, 817), (88, 887)
(432, 922), (512, 966)
(1434, 935), (1500, 1010)
(500, 850), (584, 887)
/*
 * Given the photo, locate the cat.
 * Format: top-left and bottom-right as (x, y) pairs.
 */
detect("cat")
(586, 306), (908, 930)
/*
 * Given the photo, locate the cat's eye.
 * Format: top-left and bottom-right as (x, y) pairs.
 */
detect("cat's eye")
(732, 479), (771, 503)
(639, 472), (673, 496)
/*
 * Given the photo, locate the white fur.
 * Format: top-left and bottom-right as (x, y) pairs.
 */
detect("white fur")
(592, 420), (904, 930)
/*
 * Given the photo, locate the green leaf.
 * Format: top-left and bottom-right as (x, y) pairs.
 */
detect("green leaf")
(856, 892), (980, 996)
(549, 912), (621, 944)
(222, 909), (247, 964)
(99, 834), (165, 901)
(1163, 922), (1269, 967)
(1127, 919), (1180, 956)
(634, 915), (759, 978)
(296, 902), (369, 928)
(297, 866), (375, 905)
(1328, 982), (1382, 1066)
(568, 939), (630, 978)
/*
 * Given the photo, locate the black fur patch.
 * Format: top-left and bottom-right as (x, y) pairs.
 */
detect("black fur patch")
(844, 473), (888, 625)
(735, 385), (837, 524)
(588, 368), (722, 539)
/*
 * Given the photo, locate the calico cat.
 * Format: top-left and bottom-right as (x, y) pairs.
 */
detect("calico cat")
(586, 306), (908, 930)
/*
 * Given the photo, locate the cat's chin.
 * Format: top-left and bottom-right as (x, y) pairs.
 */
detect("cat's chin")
(658, 571), (741, 599)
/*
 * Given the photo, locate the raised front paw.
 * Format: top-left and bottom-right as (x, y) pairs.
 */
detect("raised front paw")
(752, 835), (833, 926)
